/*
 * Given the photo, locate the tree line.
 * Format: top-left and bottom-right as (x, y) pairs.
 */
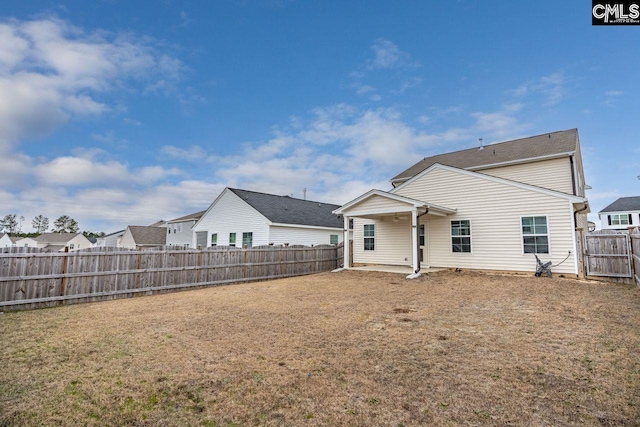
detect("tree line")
(0, 214), (104, 238)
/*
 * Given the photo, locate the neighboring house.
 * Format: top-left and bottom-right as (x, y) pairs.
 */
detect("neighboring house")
(0, 233), (13, 248)
(96, 230), (125, 248)
(598, 196), (640, 230)
(14, 237), (37, 248)
(192, 188), (343, 248)
(118, 226), (167, 249)
(334, 129), (590, 277)
(34, 233), (93, 251)
(166, 210), (206, 248)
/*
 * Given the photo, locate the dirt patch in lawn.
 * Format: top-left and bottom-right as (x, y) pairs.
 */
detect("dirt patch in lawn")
(1, 270), (639, 426)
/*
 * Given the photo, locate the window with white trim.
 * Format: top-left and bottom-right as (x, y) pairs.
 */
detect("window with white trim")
(522, 216), (549, 254)
(330, 234), (338, 245)
(242, 232), (253, 248)
(211, 233), (217, 247)
(609, 214), (631, 226)
(364, 224), (375, 251)
(229, 233), (236, 247)
(451, 220), (471, 253)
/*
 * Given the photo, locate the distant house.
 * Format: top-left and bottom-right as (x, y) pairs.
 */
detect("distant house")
(14, 236), (37, 248)
(118, 226), (167, 249)
(334, 129), (589, 277)
(96, 230), (125, 248)
(192, 188), (343, 248)
(166, 210), (206, 248)
(0, 233), (13, 248)
(599, 196), (640, 231)
(34, 233), (92, 251)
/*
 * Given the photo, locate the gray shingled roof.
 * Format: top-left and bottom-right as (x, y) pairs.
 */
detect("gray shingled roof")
(128, 226), (167, 245)
(229, 188), (342, 229)
(600, 196), (640, 213)
(35, 233), (80, 244)
(391, 129), (579, 182)
(167, 210), (206, 223)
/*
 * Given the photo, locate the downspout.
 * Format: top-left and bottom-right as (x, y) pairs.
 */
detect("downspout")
(573, 203), (589, 277)
(569, 155), (577, 195)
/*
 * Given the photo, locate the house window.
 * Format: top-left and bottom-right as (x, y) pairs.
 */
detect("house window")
(211, 233), (217, 247)
(167, 228), (171, 234)
(229, 233), (236, 247)
(451, 220), (471, 253)
(522, 216), (549, 254)
(609, 214), (632, 226)
(242, 232), (253, 248)
(364, 224), (375, 251)
(419, 224), (425, 246)
(69, 243), (75, 250)
(178, 223), (183, 232)
(330, 234), (339, 245)
(185, 244), (189, 249)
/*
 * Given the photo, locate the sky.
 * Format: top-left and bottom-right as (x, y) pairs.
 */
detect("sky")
(1, 0), (639, 233)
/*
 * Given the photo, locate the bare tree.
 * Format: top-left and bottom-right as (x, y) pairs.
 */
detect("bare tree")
(32, 215), (50, 233)
(53, 215), (79, 233)
(0, 214), (18, 234)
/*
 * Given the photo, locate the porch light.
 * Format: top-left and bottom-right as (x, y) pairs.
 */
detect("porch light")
(393, 214), (399, 223)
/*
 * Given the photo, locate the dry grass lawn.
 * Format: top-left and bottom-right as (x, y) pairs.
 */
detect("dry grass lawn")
(1, 270), (640, 426)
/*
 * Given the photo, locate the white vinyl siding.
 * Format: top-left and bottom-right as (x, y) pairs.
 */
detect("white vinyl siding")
(268, 225), (343, 246)
(393, 167), (577, 274)
(166, 219), (197, 247)
(353, 217), (411, 266)
(599, 211), (639, 230)
(479, 157), (574, 195)
(348, 194), (414, 212)
(192, 190), (271, 247)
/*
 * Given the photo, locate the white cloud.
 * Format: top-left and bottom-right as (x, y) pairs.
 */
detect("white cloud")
(160, 145), (208, 162)
(512, 72), (567, 106)
(368, 38), (416, 70)
(0, 16), (185, 152)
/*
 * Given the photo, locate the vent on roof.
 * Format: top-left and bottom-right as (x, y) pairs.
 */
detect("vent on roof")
(478, 138), (484, 151)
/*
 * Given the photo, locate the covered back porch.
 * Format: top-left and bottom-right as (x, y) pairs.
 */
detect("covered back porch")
(333, 190), (456, 279)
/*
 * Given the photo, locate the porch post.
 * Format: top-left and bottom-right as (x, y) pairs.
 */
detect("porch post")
(343, 215), (350, 269)
(411, 209), (419, 273)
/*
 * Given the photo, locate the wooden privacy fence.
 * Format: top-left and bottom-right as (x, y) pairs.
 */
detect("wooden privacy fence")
(0, 244), (342, 310)
(584, 229), (640, 286)
(632, 229), (640, 286)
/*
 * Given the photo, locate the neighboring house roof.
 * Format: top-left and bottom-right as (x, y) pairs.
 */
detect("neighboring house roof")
(166, 210), (207, 224)
(100, 229), (126, 238)
(35, 233), (80, 244)
(87, 237), (97, 244)
(148, 220), (167, 227)
(127, 226), (167, 246)
(45, 245), (66, 252)
(599, 196), (640, 213)
(228, 188), (343, 228)
(9, 236), (20, 243)
(391, 128), (578, 183)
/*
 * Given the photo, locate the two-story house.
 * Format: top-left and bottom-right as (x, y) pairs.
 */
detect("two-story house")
(333, 129), (589, 278)
(166, 210), (206, 248)
(598, 197), (640, 231)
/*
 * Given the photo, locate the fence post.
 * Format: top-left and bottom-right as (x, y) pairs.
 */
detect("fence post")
(59, 247), (70, 304)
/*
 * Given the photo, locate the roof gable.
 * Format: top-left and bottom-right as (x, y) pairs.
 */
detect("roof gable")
(35, 233), (80, 244)
(391, 129), (578, 183)
(127, 226), (167, 245)
(391, 163), (587, 203)
(166, 210), (207, 224)
(228, 188), (342, 229)
(600, 196), (640, 213)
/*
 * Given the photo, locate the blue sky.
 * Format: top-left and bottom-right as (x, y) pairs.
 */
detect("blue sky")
(1, 0), (638, 232)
